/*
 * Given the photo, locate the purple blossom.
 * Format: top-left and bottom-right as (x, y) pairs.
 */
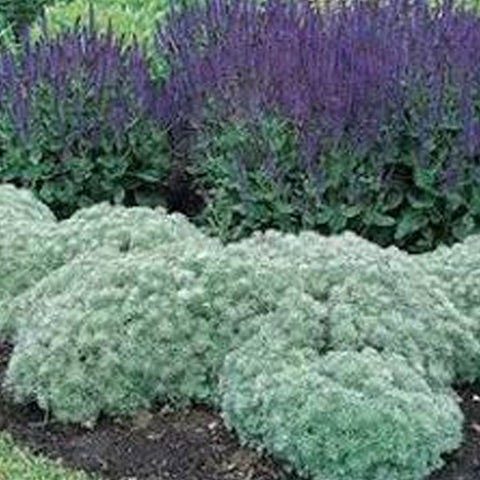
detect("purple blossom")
(157, 0), (480, 190)
(0, 24), (164, 154)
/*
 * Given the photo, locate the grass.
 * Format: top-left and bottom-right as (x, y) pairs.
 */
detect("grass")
(0, 434), (94, 480)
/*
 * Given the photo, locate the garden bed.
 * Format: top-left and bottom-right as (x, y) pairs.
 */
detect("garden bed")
(0, 342), (294, 480)
(2, 1), (480, 478)
(0, 341), (477, 480)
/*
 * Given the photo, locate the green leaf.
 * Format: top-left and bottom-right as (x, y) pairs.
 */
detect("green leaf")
(382, 189), (403, 211)
(364, 211), (397, 227)
(469, 188), (480, 216)
(407, 191), (435, 210)
(328, 211), (348, 233)
(413, 168), (437, 191)
(340, 204), (363, 219)
(132, 171), (163, 183)
(315, 207), (333, 225)
(394, 210), (429, 240)
(445, 192), (465, 213)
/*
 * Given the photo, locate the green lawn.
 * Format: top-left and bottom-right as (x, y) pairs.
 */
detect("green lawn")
(0, 434), (93, 480)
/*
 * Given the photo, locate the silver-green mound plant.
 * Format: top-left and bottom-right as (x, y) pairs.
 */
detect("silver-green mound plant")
(5, 244), (222, 422)
(419, 234), (480, 327)
(0, 183), (56, 223)
(221, 343), (463, 480)
(0, 184), (206, 335)
(0, 184), (57, 308)
(225, 230), (480, 387)
(3, 239), (326, 420)
(1, 185), (479, 480)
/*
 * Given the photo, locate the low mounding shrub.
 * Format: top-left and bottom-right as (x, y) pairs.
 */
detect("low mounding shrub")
(158, 0), (480, 252)
(225, 230), (480, 387)
(2, 187), (479, 480)
(0, 184), (57, 309)
(0, 182), (55, 223)
(0, 184), (203, 325)
(221, 345), (463, 480)
(419, 235), (480, 334)
(0, 25), (169, 219)
(4, 246), (222, 422)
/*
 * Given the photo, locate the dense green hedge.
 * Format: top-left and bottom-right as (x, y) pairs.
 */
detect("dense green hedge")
(1, 184), (479, 480)
(35, 0), (167, 44)
(31, 0), (186, 78)
(0, 0), (51, 36)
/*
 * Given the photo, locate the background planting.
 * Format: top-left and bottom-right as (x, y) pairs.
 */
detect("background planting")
(0, 25), (169, 219)
(3, 0), (480, 252)
(157, 0), (480, 251)
(0, 0), (54, 38)
(33, 0), (177, 78)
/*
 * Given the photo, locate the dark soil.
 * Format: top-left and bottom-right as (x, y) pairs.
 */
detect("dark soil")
(0, 341), (479, 480)
(425, 383), (480, 480)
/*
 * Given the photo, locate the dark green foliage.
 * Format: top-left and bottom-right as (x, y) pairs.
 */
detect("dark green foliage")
(194, 112), (480, 251)
(0, 0), (53, 37)
(194, 117), (304, 241)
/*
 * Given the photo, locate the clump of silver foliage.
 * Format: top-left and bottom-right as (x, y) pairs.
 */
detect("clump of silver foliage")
(1, 184), (479, 480)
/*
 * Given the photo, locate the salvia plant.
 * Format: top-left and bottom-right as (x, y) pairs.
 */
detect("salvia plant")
(0, 18), (170, 218)
(156, 0), (480, 251)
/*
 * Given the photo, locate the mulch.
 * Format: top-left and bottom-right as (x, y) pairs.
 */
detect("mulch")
(0, 341), (478, 480)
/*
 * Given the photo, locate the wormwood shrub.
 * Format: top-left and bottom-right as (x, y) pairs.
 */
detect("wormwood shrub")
(158, 0), (480, 252)
(0, 184), (57, 309)
(221, 344), (462, 480)
(0, 183), (55, 223)
(419, 234), (480, 331)
(2, 187), (479, 480)
(0, 24), (169, 219)
(4, 239), (326, 419)
(225, 230), (480, 387)
(4, 245), (222, 422)
(0, 185), (203, 332)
